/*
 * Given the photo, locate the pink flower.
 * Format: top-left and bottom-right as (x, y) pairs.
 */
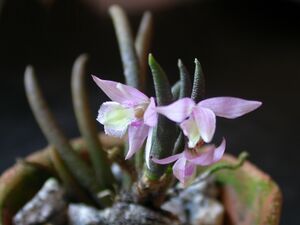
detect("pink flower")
(152, 139), (226, 185)
(156, 97), (262, 148)
(92, 76), (157, 159)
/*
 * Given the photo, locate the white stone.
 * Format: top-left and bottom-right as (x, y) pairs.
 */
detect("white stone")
(13, 178), (67, 225)
(68, 204), (104, 225)
(162, 177), (224, 225)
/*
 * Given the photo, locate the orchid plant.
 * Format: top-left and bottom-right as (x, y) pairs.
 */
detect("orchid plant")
(24, 5), (262, 209)
(93, 73), (261, 185)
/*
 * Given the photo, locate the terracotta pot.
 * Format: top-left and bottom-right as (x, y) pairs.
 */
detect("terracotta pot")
(0, 135), (282, 225)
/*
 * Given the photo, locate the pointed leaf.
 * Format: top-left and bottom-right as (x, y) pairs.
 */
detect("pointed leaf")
(171, 80), (181, 100)
(24, 66), (103, 202)
(49, 148), (96, 205)
(71, 54), (115, 190)
(148, 54), (173, 105)
(109, 5), (141, 89)
(146, 54), (177, 178)
(178, 59), (192, 98)
(135, 11), (153, 91)
(191, 58), (205, 102)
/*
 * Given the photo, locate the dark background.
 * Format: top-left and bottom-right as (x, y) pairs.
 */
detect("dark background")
(0, 0), (299, 224)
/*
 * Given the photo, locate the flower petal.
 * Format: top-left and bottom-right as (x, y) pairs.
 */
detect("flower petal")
(180, 117), (201, 148)
(156, 98), (195, 123)
(173, 158), (196, 185)
(189, 138), (226, 166)
(143, 97), (158, 127)
(199, 97), (262, 119)
(125, 124), (149, 160)
(151, 153), (182, 165)
(97, 102), (134, 138)
(92, 75), (149, 106)
(193, 106), (216, 143)
(145, 127), (154, 169)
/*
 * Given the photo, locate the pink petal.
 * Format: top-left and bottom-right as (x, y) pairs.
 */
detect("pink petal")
(193, 106), (216, 143)
(145, 127), (154, 169)
(199, 97), (262, 119)
(143, 97), (158, 127)
(97, 102), (134, 138)
(92, 75), (149, 106)
(173, 158), (196, 185)
(185, 162), (196, 177)
(156, 98), (195, 123)
(125, 124), (149, 160)
(180, 117), (201, 148)
(189, 138), (226, 166)
(152, 153), (182, 164)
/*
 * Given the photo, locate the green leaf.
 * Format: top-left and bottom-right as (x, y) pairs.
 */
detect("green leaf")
(134, 13), (153, 171)
(49, 148), (97, 205)
(171, 80), (180, 100)
(109, 5), (141, 89)
(146, 54), (177, 178)
(148, 54), (173, 105)
(24, 66), (105, 206)
(71, 54), (115, 191)
(177, 59), (192, 98)
(191, 58), (205, 102)
(173, 132), (185, 154)
(135, 11), (153, 91)
(172, 59), (193, 154)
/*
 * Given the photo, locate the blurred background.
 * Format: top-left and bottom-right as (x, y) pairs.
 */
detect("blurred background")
(0, 0), (299, 224)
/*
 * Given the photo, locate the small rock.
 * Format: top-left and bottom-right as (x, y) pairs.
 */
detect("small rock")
(101, 202), (179, 225)
(68, 202), (179, 225)
(162, 177), (224, 225)
(68, 204), (105, 225)
(13, 178), (67, 225)
(189, 197), (224, 225)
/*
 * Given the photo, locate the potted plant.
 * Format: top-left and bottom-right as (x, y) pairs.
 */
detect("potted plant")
(0, 5), (282, 225)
